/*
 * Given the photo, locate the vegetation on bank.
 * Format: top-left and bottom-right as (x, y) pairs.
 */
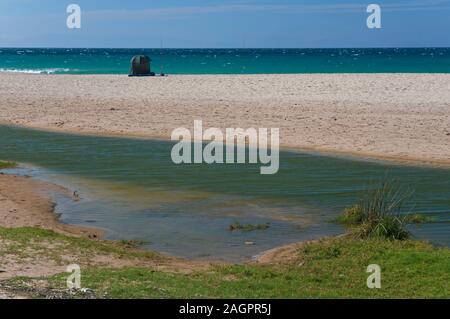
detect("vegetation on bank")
(0, 226), (162, 262)
(0, 226), (449, 299)
(229, 221), (270, 232)
(0, 161), (17, 169)
(335, 180), (433, 240)
(0, 178), (447, 299)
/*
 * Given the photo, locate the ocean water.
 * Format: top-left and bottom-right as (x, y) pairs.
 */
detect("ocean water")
(0, 48), (450, 74)
(0, 125), (449, 261)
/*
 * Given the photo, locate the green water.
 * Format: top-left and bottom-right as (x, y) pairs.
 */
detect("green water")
(0, 125), (449, 261)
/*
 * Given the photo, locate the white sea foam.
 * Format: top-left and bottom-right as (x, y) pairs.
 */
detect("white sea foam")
(0, 68), (71, 74)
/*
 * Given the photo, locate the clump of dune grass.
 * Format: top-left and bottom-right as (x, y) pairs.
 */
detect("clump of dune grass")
(0, 160), (17, 169)
(337, 200), (432, 229)
(229, 221), (270, 232)
(337, 180), (416, 240)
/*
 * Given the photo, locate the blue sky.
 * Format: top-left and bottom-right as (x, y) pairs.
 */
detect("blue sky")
(0, 0), (449, 48)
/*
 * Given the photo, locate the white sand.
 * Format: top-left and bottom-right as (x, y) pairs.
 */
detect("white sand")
(0, 73), (449, 166)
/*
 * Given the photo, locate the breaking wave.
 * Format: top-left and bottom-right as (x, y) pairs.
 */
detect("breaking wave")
(0, 68), (72, 74)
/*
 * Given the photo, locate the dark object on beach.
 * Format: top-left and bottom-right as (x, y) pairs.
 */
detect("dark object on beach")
(73, 191), (80, 202)
(129, 55), (155, 77)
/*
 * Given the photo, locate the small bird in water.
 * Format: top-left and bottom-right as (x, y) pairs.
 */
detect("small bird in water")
(73, 191), (80, 202)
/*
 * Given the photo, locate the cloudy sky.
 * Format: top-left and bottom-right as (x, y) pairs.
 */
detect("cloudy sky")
(0, 0), (449, 48)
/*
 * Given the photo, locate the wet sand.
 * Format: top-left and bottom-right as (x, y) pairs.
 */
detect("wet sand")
(0, 173), (102, 238)
(0, 73), (449, 166)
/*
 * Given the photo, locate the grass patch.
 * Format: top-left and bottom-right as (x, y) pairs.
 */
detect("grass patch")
(356, 180), (410, 240)
(334, 180), (434, 240)
(0, 226), (162, 262)
(0, 161), (17, 169)
(7, 237), (449, 298)
(337, 206), (432, 227)
(335, 204), (364, 225)
(229, 221), (270, 232)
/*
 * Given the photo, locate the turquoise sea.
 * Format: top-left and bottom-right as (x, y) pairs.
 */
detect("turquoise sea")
(1, 48), (450, 74)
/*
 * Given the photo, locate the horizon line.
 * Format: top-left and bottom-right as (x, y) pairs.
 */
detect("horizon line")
(1, 46), (450, 50)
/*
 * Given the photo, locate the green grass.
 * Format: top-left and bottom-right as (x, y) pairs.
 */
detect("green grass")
(334, 180), (436, 240)
(337, 205), (432, 227)
(0, 226), (162, 261)
(0, 161), (17, 169)
(356, 180), (411, 240)
(23, 237), (449, 298)
(229, 221), (270, 232)
(335, 204), (365, 225)
(2, 227), (448, 298)
(2, 227), (449, 298)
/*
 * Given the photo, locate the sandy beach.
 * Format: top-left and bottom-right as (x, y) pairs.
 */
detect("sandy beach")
(0, 73), (449, 166)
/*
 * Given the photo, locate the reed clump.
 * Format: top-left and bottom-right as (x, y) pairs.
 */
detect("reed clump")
(337, 180), (421, 240)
